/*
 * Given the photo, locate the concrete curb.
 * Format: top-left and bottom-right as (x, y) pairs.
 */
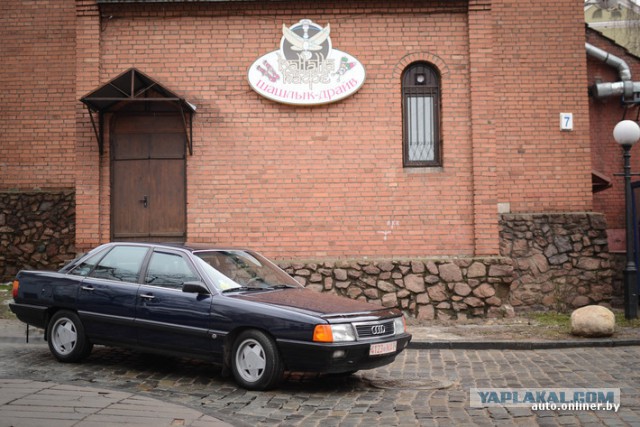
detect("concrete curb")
(408, 338), (640, 350)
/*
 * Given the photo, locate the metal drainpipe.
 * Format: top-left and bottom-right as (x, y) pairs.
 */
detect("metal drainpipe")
(586, 42), (640, 99)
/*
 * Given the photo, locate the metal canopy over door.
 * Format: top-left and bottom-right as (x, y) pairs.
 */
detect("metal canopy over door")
(80, 68), (196, 155)
(111, 114), (186, 242)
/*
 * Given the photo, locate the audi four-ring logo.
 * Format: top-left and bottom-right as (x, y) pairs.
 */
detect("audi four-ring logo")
(371, 325), (386, 335)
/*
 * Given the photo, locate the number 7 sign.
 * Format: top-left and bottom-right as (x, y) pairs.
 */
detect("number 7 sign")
(560, 113), (573, 131)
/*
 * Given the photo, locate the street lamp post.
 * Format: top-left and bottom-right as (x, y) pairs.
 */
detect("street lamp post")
(613, 120), (640, 319)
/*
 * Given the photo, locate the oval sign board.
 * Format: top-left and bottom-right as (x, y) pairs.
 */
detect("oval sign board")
(248, 19), (366, 106)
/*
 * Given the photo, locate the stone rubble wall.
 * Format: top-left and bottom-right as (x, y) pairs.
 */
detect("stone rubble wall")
(0, 191), (76, 282)
(499, 212), (614, 312)
(281, 258), (517, 320)
(281, 212), (616, 319)
(0, 195), (617, 318)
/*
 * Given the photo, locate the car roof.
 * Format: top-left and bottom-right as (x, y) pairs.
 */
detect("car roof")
(106, 241), (248, 253)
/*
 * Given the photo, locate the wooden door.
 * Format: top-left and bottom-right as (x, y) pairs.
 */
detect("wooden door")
(111, 115), (186, 242)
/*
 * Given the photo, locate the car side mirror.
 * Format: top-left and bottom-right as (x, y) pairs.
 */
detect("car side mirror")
(182, 281), (210, 295)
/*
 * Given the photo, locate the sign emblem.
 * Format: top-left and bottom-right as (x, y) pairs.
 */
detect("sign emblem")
(371, 325), (386, 335)
(248, 19), (366, 106)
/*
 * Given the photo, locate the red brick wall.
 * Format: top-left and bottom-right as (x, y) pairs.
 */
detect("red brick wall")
(2, 0), (596, 262)
(494, 0), (593, 213)
(586, 29), (640, 231)
(74, 0), (103, 250)
(468, 0), (499, 255)
(0, 0), (76, 190)
(94, 1), (476, 258)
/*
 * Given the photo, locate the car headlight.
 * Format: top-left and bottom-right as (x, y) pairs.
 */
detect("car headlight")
(393, 316), (407, 335)
(313, 324), (356, 342)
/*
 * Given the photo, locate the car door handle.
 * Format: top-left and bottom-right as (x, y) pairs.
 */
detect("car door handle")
(81, 286), (95, 291)
(140, 293), (155, 300)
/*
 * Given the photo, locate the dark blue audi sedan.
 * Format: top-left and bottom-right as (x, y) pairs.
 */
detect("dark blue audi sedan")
(10, 242), (412, 390)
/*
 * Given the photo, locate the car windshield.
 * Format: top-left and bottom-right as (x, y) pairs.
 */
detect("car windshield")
(193, 250), (301, 292)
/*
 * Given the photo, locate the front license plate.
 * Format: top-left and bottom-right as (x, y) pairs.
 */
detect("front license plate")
(369, 341), (397, 356)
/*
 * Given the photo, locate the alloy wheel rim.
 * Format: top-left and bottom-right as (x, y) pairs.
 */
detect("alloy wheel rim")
(236, 338), (266, 382)
(52, 318), (77, 354)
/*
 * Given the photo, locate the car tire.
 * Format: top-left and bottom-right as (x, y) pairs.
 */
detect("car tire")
(47, 310), (93, 363)
(231, 330), (283, 390)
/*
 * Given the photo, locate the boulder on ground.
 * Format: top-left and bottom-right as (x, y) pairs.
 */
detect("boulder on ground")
(570, 305), (615, 337)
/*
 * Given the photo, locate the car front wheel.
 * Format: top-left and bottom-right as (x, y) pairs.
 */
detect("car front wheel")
(47, 310), (93, 363)
(231, 330), (283, 390)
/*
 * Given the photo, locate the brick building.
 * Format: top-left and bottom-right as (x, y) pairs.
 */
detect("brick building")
(587, 28), (640, 230)
(0, 0), (632, 318)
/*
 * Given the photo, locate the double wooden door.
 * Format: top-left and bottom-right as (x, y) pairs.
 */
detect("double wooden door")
(111, 114), (186, 242)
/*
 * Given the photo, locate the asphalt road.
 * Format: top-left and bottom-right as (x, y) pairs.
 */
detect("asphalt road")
(1, 330), (639, 426)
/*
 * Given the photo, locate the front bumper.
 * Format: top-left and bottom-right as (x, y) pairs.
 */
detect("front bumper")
(277, 333), (412, 374)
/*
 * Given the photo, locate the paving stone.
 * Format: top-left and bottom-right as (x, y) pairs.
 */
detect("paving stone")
(1, 338), (640, 426)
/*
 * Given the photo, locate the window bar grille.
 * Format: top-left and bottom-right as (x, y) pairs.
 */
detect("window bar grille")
(406, 94), (434, 162)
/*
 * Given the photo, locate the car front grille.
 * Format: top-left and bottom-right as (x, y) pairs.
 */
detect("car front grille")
(354, 320), (395, 340)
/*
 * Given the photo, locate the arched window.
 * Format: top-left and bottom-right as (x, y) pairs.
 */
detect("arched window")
(402, 62), (441, 167)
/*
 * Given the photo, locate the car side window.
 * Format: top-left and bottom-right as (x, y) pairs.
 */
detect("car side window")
(145, 251), (200, 289)
(69, 251), (105, 277)
(89, 246), (148, 283)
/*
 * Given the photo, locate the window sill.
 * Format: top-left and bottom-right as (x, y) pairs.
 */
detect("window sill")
(403, 166), (444, 174)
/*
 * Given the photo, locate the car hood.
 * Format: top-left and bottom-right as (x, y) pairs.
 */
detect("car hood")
(231, 288), (399, 320)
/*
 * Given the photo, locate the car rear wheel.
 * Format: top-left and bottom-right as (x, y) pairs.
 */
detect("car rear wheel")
(231, 330), (283, 390)
(47, 310), (93, 363)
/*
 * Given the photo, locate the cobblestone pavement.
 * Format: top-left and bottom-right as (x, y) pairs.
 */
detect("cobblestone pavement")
(1, 337), (639, 426)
